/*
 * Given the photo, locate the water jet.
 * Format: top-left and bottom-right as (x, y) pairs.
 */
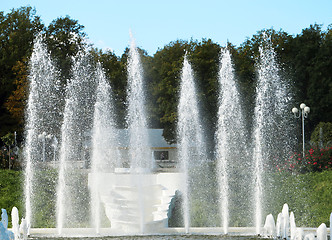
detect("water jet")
(19, 32), (330, 240)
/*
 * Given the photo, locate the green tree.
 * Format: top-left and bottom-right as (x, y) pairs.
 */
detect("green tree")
(5, 59), (29, 135)
(0, 6), (43, 136)
(190, 39), (221, 151)
(139, 48), (159, 128)
(305, 25), (332, 131)
(45, 16), (87, 81)
(232, 29), (294, 133)
(150, 40), (191, 143)
(91, 48), (127, 127)
(287, 25), (324, 136)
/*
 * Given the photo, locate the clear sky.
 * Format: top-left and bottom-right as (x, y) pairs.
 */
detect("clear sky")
(2, 0), (332, 56)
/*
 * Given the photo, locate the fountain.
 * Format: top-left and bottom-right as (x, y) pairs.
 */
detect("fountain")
(87, 35), (184, 234)
(215, 48), (249, 234)
(252, 33), (294, 235)
(1, 207), (28, 240)
(177, 53), (207, 233)
(89, 62), (118, 233)
(19, 32), (331, 239)
(23, 33), (61, 230)
(126, 32), (152, 171)
(56, 47), (96, 233)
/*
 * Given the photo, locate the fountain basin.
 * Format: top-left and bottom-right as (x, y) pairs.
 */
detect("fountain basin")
(25, 227), (328, 239)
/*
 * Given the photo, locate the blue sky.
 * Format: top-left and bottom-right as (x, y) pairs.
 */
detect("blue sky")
(2, 0), (332, 56)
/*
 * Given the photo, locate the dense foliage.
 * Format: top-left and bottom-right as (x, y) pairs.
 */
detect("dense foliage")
(0, 170), (23, 227)
(277, 146), (332, 173)
(264, 170), (332, 227)
(0, 6), (331, 165)
(0, 7), (43, 138)
(310, 122), (332, 147)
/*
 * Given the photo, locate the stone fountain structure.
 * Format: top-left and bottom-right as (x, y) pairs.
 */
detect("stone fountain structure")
(88, 170), (184, 233)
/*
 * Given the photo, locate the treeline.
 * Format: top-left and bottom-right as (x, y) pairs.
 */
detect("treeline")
(1, 6), (331, 147)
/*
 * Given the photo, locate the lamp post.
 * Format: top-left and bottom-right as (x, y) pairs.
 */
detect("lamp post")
(38, 132), (53, 162)
(292, 103), (310, 159)
(51, 136), (58, 162)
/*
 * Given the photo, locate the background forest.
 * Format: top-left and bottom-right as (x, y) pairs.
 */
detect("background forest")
(0, 6), (331, 170)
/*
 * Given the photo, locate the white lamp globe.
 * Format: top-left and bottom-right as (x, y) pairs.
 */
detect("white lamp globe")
(292, 107), (299, 114)
(304, 106), (310, 113)
(300, 103), (306, 109)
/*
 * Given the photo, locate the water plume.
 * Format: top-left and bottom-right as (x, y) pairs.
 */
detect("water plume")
(215, 48), (248, 233)
(56, 49), (96, 233)
(90, 62), (118, 233)
(126, 33), (152, 171)
(24, 33), (61, 228)
(253, 33), (293, 234)
(125, 33), (152, 233)
(177, 54), (206, 233)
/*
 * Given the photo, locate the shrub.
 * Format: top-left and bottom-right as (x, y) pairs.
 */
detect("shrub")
(264, 171), (332, 227)
(310, 122), (332, 147)
(277, 146), (331, 173)
(0, 170), (23, 227)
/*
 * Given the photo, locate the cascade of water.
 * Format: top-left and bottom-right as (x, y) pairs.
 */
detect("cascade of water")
(215, 48), (247, 233)
(56, 49), (96, 233)
(126, 33), (151, 233)
(177, 54), (206, 233)
(253, 33), (293, 234)
(24, 33), (61, 229)
(90, 62), (118, 233)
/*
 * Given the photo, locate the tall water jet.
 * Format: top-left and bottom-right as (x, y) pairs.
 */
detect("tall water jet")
(125, 33), (151, 233)
(56, 49), (96, 233)
(177, 54), (206, 233)
(24, 33), (61, 228)
(253, 33), (293, 234)
(90, 62), (118, 233)
(126, 33), (152, 171)
(215, 48), (248, 233)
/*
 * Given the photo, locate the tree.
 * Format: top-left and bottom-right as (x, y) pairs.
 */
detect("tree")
(150, 40), (190, 143)
(290, 25), (323, 101)
(305, 25), (332, 132)
(232, 29), (294, 132)
(190, 39), (221, 151)
(91, 48), (127, 127)
(5, 60), (28, 135)
(45, 16), (87, 81)
(0, 6), (44, 136)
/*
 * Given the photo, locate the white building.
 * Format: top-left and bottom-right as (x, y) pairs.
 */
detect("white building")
(83, 129), (178, 170)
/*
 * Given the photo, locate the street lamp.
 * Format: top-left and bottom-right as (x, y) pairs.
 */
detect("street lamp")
(292, 103), (310, 159)
(38, 132), (53, 162)
(51, 136), (58, 162)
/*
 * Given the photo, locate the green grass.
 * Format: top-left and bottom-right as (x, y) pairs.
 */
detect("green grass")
(0, 169), (23, 227)
(264, 170), (332, 227)
(171, 170), (332, 228)
(0, 169), (331, 228)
